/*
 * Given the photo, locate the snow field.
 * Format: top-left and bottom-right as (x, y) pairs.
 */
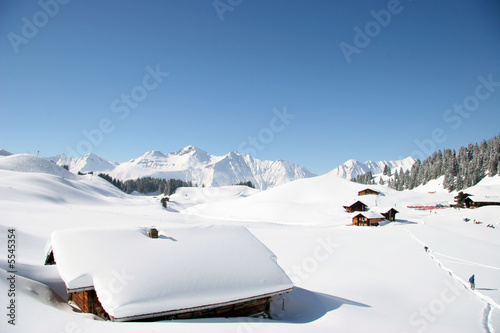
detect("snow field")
(0, 154), (499, 332)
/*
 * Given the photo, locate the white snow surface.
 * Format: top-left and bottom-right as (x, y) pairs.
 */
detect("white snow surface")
(48, 225), (293, 320)
(0, 153), (499, 332)
(48, 146), (316, 190)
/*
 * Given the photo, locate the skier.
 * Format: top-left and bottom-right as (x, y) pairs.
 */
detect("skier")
(469, 274), (475, 290)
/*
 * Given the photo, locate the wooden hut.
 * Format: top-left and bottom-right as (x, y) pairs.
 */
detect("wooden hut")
(370, 207), (399, 221)
(358, 188), (380, 196)
(343, 200), (368, 213)
(44, 226), (293, 322)
(465, 195), (500, 209)
(352, 211), (385, 226)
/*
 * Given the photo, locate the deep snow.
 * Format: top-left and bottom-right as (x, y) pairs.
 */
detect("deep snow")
(0, 153), (499, 332)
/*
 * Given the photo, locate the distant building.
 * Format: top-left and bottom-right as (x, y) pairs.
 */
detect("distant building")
(352, 211), (385, 226)
(45, 226), (293, 322)
(464, 195), (500, 209)
(343, 200), (368, 213)
(357, 188), (380, 196)
(369, 207), (399, 221)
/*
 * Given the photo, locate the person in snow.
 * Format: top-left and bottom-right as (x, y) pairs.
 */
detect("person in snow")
(469, 274), (475, 290)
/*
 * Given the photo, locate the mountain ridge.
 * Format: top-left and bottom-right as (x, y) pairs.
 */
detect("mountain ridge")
(328, 157), (416, 180)
(47, 146), (316, 190)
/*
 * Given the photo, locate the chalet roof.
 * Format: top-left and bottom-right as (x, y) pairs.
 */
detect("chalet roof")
(353, 211), (385, 219)
(369, 207), (399, 214)
(45, 225), (293, 321)
(342, 199), (367, 208)
(469, 195), (500, 203)
(358, 188), (380, 194)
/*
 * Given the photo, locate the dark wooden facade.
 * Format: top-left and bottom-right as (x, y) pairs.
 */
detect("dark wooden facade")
(352, 214), (384, 227)
(343, 201), (368, 213)
(465, 198), (500, 209)
(130, 296), (274, 322)
(68, 290), (109, 320)
(68, 289), (281, 322)
(358, 188), (380, 196)
(380, 208), (398, 221)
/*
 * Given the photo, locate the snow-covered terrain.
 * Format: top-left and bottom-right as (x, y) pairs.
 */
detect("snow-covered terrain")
(48, 146), (316, 190)
(329, 156), (416, 180)
(1, 153), (499, 332)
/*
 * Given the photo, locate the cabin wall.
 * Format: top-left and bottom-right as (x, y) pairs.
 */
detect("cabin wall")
(358, 189), (379, 196)
(131, 296), (273, 322)
(345, 202), (367, 212)
(69, 290), (109, 319)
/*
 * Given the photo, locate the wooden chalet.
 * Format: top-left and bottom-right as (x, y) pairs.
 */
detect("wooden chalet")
(44, 226), (293, 322)
(343, 200), (368, 213)
(464, 196), (500, 209)
(352, 211), (385, 226)
(370, 207), (399, 221)
(358, 188), (380, 196)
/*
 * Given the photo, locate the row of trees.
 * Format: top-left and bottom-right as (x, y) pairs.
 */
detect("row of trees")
(353, 134), (500, 192)
(98, 174), (194, 195)
(97, 174), (257, 195)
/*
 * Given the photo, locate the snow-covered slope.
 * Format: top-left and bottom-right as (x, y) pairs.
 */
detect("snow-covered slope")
(49, 146), (315, 190)
(1, 152), (499, 332)
(329, 156), (416, 180)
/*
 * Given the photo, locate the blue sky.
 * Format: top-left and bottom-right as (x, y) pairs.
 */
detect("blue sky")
(1, 0), (499, 174)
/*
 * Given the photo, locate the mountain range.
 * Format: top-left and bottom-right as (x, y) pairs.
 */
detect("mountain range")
(328, 157), (417, 180)
(47, 146), (316, 190)
(45, 146), (415, 190)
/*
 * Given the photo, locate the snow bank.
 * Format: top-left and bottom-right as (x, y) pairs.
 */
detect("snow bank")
(183, 174), (410, 225)
(0, 154), (78, 180)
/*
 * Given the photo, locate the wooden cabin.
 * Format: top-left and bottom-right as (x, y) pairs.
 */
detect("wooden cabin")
(44, 226), (293, 322)
(370, 207), (399, 221)
(352, 212), (385, 226)
(343, 200), (368, 213)
(68, 289), (109, 319)
(464, 196), (500, 209)
(358, 188), (380, 196)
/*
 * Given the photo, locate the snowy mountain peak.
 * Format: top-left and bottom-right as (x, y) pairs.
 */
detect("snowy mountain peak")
(44, 147), (315, 190)
(141, 150), (168, 159)
(175, 145), (207, 156)
(0, 149), (13, 156)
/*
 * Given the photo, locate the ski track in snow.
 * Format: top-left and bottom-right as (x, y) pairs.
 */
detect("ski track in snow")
(398, 225), (498, 333)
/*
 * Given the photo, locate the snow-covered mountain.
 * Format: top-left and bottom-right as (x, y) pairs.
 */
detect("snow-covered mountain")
(328, 157), (416, 180)
(47, 153), (118, 173)
(48, 146), (316, 190)
(0, 149), (13, 156)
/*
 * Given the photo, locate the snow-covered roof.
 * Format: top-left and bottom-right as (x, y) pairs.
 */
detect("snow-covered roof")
(369, 206), (398, 214)
(469, 195), (500, 203)
(353, 211), (385, 219)
(342, 199), (367, 207)
(358, 188), (380, 194)
(46, 225), (293, 321)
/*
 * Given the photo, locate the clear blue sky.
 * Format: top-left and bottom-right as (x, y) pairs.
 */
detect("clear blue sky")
(1, 0), (499, 174)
